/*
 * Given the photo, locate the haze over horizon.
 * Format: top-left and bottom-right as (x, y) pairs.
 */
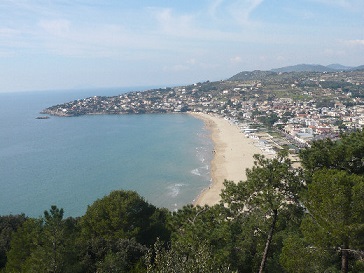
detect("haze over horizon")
(1, 0), (364, 93)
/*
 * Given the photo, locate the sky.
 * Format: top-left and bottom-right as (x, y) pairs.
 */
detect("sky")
(0, 0), (364, 93)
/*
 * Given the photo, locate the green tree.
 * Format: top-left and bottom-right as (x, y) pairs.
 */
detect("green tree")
(221, 152), (303, 273)
(23, 206), (78, 273)
(5, 207), (80, 273)
(168, 204), (239, 269)
(43, 206), (65, 273)
(79, 190), (170, 272)
(94, 238), (147, 273)
(280, 234), (335, 273)
(300, 130), (364, 176)
(300, 169), (364, 273)
(80, 190), (170, 245)
(299, 138), (338, 177)
(257, 113), (279, 127)
(0, 214), (26, 270)
(4, 218), (42, 273)
(145, 239), (236, 273)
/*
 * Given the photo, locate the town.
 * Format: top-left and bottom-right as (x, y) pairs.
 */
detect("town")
(42, 69), (364, 153)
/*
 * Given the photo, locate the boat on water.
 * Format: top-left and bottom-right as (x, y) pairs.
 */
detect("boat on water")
(36, 116), (50, 119)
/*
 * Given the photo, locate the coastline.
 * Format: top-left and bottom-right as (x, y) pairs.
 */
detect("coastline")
(190, 112), (269, 206)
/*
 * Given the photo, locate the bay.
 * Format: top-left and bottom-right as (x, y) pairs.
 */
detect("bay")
(0, 88), (213, 217)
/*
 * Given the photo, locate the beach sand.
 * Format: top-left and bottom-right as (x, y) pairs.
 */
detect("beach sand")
(190, 112), (267, 206)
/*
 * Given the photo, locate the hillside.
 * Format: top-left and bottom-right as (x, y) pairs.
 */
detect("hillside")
(326, 64), (353, 70)
(227, 64), (364, 81)
(270, 63), (364, 73)
(270, 64), (337, 73)
(226, 70), (277, 81)
(354, 64), (364, 71)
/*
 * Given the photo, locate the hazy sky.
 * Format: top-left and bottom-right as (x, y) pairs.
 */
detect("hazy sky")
(1, 0), (364, 92)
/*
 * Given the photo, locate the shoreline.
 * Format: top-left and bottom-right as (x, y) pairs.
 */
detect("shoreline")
(190, 112), (270, 206)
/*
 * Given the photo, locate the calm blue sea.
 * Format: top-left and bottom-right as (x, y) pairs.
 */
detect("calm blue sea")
(0, 88), (213, 217)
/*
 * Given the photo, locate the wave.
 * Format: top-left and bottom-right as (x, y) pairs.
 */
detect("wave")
(196, 145), (212, 163)
(191, 164), (209, 177)
(195, 146), (204, 163)
(191, 168), (201, 176)
(167, 183), (186, 198)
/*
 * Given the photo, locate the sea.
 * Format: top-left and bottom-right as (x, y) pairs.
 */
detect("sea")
(0, 87), (213, 217)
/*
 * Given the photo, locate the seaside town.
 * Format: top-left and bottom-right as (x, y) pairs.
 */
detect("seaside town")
(42, 68), (364, 155)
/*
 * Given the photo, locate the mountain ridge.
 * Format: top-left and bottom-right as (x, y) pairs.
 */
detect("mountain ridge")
(270, 63), (364, 73)
(227, 63), (364, 81)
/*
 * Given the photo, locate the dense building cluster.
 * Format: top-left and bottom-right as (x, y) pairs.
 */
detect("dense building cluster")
(42, 70), (364, 148)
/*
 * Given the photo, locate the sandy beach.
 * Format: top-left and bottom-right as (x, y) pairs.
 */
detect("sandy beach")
(191, 112), (268, 206)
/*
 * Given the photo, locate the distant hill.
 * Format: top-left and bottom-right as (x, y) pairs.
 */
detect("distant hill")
(227, 70), (277, 81)
(271, 64), (337, 73)
(326, 64), (354, 71)
(354, 65), (364, 71)
(270, 63), (364, 73)
(227, 64), (364, 81)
